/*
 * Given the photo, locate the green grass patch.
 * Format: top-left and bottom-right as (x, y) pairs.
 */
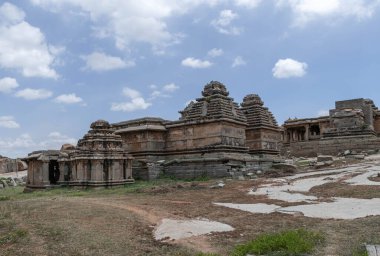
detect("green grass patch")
(0, 228), (28, 245)
(0, 179), (194, 200)
(232, 229), (324, 256)
(0, 195), (10, 201)
(352, 246), (369, 256)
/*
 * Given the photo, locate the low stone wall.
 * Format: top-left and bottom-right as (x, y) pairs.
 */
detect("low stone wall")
(163, 159), (231, 179)
(282, 135), (380, 157)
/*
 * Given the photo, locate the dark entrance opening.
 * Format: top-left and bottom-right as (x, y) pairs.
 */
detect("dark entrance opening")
(310, 125), (321, 136)
(49, 160), (60, 184)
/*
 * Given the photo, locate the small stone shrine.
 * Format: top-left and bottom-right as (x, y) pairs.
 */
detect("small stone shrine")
(25, 120), (134, 189)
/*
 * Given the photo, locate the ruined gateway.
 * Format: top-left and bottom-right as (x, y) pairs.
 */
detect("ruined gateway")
(26, 81), (282, 188)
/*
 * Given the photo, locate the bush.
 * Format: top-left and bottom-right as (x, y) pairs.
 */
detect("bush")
(232, 229), (324, 256)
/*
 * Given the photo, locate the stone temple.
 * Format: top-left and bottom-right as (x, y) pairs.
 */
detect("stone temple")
(25, 81), (282, 188)
(282, 98), (380, 156)
(25, 81), (380, 189)
(26, 120), (134, 189)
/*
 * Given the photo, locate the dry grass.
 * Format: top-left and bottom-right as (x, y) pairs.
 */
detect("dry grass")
(0, 179), (379, 255)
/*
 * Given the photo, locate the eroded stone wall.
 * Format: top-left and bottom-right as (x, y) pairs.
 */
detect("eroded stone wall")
(165, 121), (246, 152)
(282, 135), (380, 157)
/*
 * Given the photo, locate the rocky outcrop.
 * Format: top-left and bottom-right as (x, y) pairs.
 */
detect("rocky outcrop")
(0, 156), (27, 174)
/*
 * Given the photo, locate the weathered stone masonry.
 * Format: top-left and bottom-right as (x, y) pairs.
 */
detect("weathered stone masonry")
(26, 120), (134, 189)
(112, 81), (282, 180)
(282, 98), (380, 156)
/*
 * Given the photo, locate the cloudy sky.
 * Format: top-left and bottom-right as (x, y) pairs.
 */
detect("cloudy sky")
(1, 0), (380, 157)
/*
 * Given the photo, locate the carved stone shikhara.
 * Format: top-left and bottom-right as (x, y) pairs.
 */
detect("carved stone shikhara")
(112, 81), (281, 180)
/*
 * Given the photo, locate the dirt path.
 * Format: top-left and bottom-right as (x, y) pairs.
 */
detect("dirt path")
(64, 196), (219, 253)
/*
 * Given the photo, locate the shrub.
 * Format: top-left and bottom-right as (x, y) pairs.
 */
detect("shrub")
(232, 229), (324, 256)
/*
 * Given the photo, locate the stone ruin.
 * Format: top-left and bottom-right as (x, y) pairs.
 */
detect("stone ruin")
(112, 81), (282, 180)
(282, 98), (380, 156)
(25, 81), (380, 187)
(25, 120), (134, 189)
(0, 155), (27, 174)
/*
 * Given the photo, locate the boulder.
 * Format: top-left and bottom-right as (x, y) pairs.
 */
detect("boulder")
(317, 155), (333, 162)
(17, 160), (28, 171)
(272, 163), (297, 173)
(345, 154), (365, 160)
(344, 150), (351, 156)
(61, 143), (76, 151)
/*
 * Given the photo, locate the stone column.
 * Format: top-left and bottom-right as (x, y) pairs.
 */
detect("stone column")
(126, 156), (134, 179)
(58, 161), (65, 183)
(304, 125), (309, 141)
(42, 161), (50, 186)
(92, 160), (103, 182)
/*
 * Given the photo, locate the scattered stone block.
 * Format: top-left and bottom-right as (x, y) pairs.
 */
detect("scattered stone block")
(345, 154), (365, 160)
(317, 155), (333, 162)
(272, 163), (297, 172)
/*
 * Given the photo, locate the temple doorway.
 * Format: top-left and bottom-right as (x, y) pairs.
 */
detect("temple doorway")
(49, 160), (60, 184)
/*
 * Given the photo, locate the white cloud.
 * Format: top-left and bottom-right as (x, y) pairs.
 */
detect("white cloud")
(148, 83), (179, 100)
(234, 0), (262, 9)
(163, 83), (179, 92)
(0, 2), (25, 25)
(272, 58), (308, 78)
(82, 51), (135, 71)
(54, 93), (83, 104)
(0, 131), (77, 157)
(0, 116), (20, 129)
(317, 110), (329, 116)
(0, 2), (59, 78)
(41, 131), (77, 147)
(181, 57), (213, 68)
(211, 9), (242, 35)
(150, 90), (163, 99)
(185, 99), (196, 106)
(276, 0), (380, 27)
(111, 98), (152, 112)
(15, 88), (53, 100)
(111, 87), (151, 112)
(122, 87), (141, 98)
(149, 84), (158, 90)
(208, 48), (224, 57)
(232, 56), (247, 68)
(0, 133), (34, 151)
(31, 0), (221, 52)
(0, 77), (19, 93)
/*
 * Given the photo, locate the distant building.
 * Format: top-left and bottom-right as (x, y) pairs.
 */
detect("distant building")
(282, 98), (380, 156)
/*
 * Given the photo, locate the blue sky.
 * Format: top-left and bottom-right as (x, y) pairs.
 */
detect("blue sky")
(1, 0), (380, 157)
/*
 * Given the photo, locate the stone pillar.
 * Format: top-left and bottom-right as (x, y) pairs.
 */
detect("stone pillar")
(77, 161), (85, 181)
(126, 156), (134, 179)
(58, 162), (65, 183)
(92, 160), (103, 182)
(42, 161), (50, 185)
(304, 125), (309, 141)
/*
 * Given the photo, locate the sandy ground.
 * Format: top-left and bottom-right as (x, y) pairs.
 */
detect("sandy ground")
(0, 170), (27, 178)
